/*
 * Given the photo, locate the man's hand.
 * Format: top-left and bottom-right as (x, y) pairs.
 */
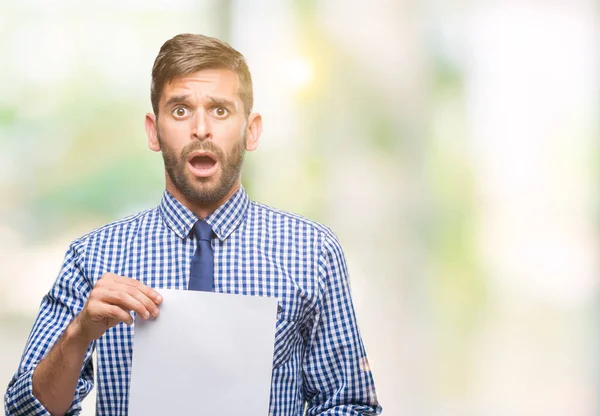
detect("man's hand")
(30, 273), (162, 415)
(70, 272), (163, 343)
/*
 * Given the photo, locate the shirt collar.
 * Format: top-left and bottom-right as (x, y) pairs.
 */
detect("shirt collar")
(159, 187), (250, 241)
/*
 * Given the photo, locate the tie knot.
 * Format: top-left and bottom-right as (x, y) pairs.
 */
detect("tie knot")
(193, 220), (213, 242)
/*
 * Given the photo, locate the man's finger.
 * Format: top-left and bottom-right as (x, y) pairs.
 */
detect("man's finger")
(102, 304), (134, 326)
(101, 273), (163, 305)
(122, 285), (160, 317)
(94, 289), (152, 319)
(111, 275), (163, 305)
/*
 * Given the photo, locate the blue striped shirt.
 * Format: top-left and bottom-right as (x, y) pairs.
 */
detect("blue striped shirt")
(5, 187), (381, 415)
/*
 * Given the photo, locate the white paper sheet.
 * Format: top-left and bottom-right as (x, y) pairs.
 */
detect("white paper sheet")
(128, 289), (278, 415)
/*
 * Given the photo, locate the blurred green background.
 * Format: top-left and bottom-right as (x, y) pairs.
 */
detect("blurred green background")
(1, 1), (599, 415)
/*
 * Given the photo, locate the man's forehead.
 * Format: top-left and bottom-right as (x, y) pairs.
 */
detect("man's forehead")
(161, 69), (241, 101)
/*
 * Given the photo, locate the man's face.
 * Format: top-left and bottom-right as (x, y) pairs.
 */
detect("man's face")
(145, 69), (261, 209)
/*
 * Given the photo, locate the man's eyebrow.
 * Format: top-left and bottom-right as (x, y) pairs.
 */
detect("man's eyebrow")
(164, 94), (191, 107)
(206, 95), (238, 110)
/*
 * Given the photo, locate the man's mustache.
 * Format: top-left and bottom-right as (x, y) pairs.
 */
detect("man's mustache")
(180, 141), (223, 162)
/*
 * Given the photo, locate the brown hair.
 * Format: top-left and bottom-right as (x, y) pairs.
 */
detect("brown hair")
(151, 33), (253, 116)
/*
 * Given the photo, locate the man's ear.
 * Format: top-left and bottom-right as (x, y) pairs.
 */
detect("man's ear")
(145, 113), (161, 152)
(245, 112), (262, 152)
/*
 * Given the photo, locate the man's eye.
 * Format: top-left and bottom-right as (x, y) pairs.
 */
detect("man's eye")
(173, 107), (189, 118)
(212, 107), (229, 118)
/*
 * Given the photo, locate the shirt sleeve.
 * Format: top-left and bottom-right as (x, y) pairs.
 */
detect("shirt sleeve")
(4, 244), (96, 416)
(302, 232), (382, 415)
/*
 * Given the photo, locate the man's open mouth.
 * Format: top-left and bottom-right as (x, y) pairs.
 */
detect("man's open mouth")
(187, 152), (218, 177)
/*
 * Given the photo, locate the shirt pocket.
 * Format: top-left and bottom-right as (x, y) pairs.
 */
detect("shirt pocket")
(272, 302), (302, 370)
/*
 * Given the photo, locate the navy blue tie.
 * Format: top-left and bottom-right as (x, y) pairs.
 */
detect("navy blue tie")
(188, 220), (214, 292)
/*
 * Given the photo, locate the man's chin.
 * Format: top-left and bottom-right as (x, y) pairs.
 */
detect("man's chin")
(183, 180), (234, 205)
(169, 166), (241, 205)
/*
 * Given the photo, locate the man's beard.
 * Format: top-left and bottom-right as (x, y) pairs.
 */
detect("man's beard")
(159, 133), (246, 205)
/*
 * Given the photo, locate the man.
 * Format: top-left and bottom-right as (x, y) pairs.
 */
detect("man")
(4, 33), (381, 415)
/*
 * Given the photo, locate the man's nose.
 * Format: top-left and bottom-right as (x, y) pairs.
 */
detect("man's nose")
(192, 111), (211, 140)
